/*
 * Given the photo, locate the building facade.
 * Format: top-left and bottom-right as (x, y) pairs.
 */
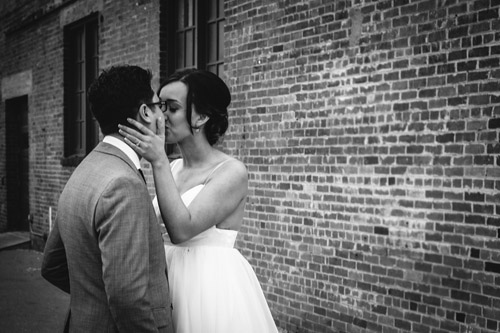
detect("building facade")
(1, 0), (499, 332)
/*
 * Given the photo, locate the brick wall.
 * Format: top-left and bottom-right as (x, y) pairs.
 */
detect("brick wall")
(225, 1), (500, 332)
(1, 0), (500, 332)
(0, 0), (161, 237)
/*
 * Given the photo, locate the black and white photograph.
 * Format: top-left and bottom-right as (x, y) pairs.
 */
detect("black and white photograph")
(0, 1), (499, 332)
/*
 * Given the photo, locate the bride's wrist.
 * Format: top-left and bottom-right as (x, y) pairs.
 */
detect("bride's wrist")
(152, 155), (169, 169)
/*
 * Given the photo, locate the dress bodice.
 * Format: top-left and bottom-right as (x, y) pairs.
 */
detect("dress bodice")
(153, 183), (238, 248)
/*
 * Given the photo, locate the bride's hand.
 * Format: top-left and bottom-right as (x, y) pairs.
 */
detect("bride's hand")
(118, 117), (169, 167)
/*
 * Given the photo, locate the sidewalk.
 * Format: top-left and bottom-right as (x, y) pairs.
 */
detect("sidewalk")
(0, 231), (31, 250)
(0, 233), (69, 333)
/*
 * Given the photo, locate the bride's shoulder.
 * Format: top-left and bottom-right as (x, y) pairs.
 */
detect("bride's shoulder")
(212, 157), (247, 185)
(219, 155), (246, 172)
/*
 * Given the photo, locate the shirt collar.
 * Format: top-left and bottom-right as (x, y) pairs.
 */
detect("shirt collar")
(103, 135), (141, 170)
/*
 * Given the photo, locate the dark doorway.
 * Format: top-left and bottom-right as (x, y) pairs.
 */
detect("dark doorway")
(5, 96), (30, 231)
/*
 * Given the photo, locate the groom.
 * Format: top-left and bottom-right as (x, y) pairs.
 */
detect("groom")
(42, 65), (173, 332)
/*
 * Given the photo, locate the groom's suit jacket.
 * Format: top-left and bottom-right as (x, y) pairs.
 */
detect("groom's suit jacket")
(42, 142), (173, 332)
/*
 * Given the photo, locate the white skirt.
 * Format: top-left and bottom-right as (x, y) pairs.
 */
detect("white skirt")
(164, 229), (278, 333)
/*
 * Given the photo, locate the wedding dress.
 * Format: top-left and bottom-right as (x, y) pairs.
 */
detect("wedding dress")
(153, 161), (278, 333)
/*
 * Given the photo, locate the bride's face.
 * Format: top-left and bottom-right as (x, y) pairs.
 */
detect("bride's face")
(159, 81), (195, 144)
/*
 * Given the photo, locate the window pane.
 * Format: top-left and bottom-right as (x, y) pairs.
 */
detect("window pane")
(218, 20), (224, 60)
(208, 0), (216, 19)
(187, 0), (193, 26)
(77, 93), (84, 120)
(76, 30), (84, 61)
(208, 22), (216, 63)
(186, 29), (194, 68)
(76, 30), (85, 154)
(176, 32), (185, 68)
(78, 61), (85, 90)
(89, 23), (99, 79)
(177, 0), (184, 28)
(207, 64), (216, 74)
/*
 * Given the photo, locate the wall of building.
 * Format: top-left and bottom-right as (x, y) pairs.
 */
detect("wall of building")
(0, 0), (162, 240)
(1, 0), (500, 332)
(225, 1), (500, 332)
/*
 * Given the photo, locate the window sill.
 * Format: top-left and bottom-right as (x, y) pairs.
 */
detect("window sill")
(60, 155), (85, 167)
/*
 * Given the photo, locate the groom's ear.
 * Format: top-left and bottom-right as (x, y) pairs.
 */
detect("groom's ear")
(137, 104), (153, 124)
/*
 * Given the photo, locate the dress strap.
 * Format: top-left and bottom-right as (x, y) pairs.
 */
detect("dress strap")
(203, 159), (232, 185)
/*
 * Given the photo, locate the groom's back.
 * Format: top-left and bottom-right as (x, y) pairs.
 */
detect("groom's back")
(56, 146), (128, 331)
(57, 143), (172, 332)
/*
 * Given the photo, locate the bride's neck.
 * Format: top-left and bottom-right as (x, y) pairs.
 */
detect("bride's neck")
(179, 140), (217, 169)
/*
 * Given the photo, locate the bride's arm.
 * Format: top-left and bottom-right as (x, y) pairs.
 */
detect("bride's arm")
(119, 118), (248, 243)
(152, 156), (247, 243)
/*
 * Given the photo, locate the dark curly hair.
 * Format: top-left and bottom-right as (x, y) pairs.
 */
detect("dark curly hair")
(88, 65), (155, 135)
(159, 69), (230, 146)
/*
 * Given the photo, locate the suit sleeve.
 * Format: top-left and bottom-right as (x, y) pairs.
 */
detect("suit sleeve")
(96, 176), (158, 332)
(41, 221), (71, 293)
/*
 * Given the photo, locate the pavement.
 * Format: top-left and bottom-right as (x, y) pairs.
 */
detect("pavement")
(0, 232), (69, 333)
(0, 232), (289, 333)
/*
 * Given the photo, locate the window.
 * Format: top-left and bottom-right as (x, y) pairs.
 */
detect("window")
(163, 0), (225, 76)
(161, 0), (225, 157)
(205, 0), (225, 75)
(63, 14), (99, 165)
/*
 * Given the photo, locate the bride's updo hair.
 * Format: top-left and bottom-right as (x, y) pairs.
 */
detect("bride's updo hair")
(159, 69), (230, 146)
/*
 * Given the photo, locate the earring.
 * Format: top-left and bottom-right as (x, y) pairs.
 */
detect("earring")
(195, 128), (200, 133)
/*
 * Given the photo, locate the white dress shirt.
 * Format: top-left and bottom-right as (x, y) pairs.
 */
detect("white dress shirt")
(103, 135), (141, 170)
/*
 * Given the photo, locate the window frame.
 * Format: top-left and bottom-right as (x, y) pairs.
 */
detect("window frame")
(62, 13), (99, 166)
(205, 0), (225, 76)
(161, 0), (225, 76)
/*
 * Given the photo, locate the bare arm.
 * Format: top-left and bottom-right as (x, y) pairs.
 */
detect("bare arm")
(118, 118), (248, 243)
(153, 157), (247, 243)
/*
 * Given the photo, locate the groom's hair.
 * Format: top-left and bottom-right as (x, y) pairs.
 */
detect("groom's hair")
(88, 65), (154, 135)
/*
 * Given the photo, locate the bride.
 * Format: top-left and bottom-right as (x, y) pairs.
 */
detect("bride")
(119, 69), (278, 333)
